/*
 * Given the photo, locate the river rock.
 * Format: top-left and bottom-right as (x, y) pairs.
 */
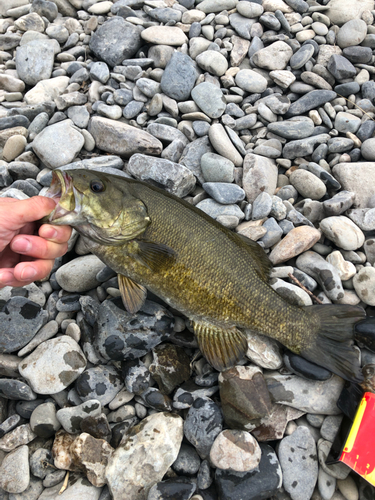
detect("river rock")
(252, 41), (293, 70)
(127, 153), (195, 197)
(242, 153), (278, 202)
(19, 336), (86, 394)
(105, 412), (183, 500)
(89, 17), (142, 67)
(160, 51), (197, 101)
(209, 429), (261, 472)
(191, 82), (226, 118)
(88, 117), (162, 158)
(0, 445), (30, 493)
(319, 216), (365, 251)
(32, 119), (84, 169)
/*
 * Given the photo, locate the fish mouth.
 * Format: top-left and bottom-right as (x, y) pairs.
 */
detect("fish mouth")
(42, 170), (83, 225)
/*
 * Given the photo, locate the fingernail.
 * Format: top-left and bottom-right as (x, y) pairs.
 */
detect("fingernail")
(12, 237), (32, 253)
(42, 227), (58, 239)
(20, 267), (37, 281)
(0, 271), (14, 285)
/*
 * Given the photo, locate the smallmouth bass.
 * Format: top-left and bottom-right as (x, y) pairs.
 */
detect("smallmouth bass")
(43, 169), (366, 381)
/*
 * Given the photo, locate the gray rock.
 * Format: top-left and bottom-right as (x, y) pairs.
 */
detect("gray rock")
(88, 117), (162, 158)
(184, 397), (223, 459)
(127, 153), (195, 197)
(33, 120), (84, 170)
(343, 46), (372, 64)
(229, 13), (256, 39)
(268, 116), (314, 140)
(160, 52), (197, 101)
(196, 198), (244, 220)
(260, 218), (283, 248)
(323, 191), (355, 216)
(319, 216), (365, 251)
(200, 152), (234, 183)
(252, 41), (293, 70)
(75, 365), (123, 406)
(327, 55), (356, 81)
(56, 399), (102, 434)
(318, 439), (351, 480)
(30, 401), (61, 438)
(0, 379), (36, 401)
(94, 298), (173, 362)
(39, 476), (102, 500)
(19, 336), (87, 395)
(347, 208), (375, 231)
(15, 39), (55, 86)
(264, 372), (344, 414)
(334, 112), (361, 134)
(252, 192), (273, 220)
(286, 91), (337, 117)
(56, 255), (105, 292)
(320, 415), (343, 442)
(0, 297), (48, 354)
(278, 426), (318, 500)
(242, 153), (278, 203)
(235, 69), (268, 93)
(295, 251), (345, 302)
(89, 17), (142, 67)
(290, 169), (326, 200)
(208, 124), (243, 166)
(283, 134), (330, 160)
(361, 138), (375, 161)
(106, 412), (183, 500)
(0, 445), (29, 494)
(336, 19), (367, 48)
(332, 163), (375, 208)
(203, 182), (245, 204)
(191, 82), (226, 119)
(196, 50), (228, 76)
(180, 136), (213, 184)
(290, 44), (315, 70)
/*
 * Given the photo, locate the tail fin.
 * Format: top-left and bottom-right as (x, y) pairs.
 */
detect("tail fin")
(300, 305), (366, 383)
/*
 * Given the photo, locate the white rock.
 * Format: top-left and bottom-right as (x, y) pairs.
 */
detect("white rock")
(24, 76), (69, 104)
(353, 267), (375, 306)
(326, 251), (356, 281)
(319, 216), (365, 251)
(105, 412), (183, 500)
(209, 430), (261, 472)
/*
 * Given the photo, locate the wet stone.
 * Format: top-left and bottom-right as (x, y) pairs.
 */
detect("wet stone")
(184, 396), (223, 459)
(30, 401), (61, 438)
(284, 350), (332, 381)
(172, 443), (201, 476)
(147, 478), (196, 500)
(0, 379), (36, 401)
(56, 399), (102, 434)
(94, 298), (173, 362)
(75, 365), (123, 407)
(215, 443), (282, 500)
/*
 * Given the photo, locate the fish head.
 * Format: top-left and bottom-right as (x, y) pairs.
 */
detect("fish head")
(43, 169), (150, 244)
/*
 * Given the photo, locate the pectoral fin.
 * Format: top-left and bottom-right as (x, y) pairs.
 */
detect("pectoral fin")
(118, 274), (147, 314)
(193, 321), (248, 371)
(136, 240), (176, 272)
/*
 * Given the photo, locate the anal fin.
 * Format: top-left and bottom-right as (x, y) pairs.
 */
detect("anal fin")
(193, 321), (248, 371)
(118, 274), (147, 314)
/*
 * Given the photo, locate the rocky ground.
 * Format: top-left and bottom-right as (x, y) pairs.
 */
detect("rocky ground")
(1, 0), (375, 498)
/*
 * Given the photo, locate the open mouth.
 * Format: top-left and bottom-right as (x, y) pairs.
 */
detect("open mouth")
(43, 170), (82, 224)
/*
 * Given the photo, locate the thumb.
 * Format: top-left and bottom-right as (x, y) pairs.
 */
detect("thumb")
(1, 196), (57, 230)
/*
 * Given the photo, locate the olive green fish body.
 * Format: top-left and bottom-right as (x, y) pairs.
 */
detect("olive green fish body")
(44, 169), (366, 381)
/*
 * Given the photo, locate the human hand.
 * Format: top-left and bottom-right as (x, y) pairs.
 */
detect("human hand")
(0, 196), (72, 288)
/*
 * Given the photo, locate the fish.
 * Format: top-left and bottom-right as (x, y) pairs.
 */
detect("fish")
(43, 168), (366, 382)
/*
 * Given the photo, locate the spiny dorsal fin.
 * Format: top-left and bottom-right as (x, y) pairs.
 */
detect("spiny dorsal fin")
(136, 240), (176, 272)
(232, 232), (272, 281)
(118, 274), (147, 314)
(193, 321), (248, 371)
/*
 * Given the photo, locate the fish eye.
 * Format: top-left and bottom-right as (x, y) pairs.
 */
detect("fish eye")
(90, 180), (105, 193)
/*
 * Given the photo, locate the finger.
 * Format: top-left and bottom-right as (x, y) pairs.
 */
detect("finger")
(38, 224), (72, 244)
(0, 196), (57, 231)
(10, 235), (68, 260)
(0, 258), (54, 287)
(0, 245), (21, 269)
